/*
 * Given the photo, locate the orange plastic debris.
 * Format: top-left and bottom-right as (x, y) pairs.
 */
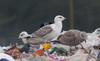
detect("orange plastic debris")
(33, 49), (44, 56)
(43, 43), (50, 50)
(5, 45), (18, 55)
(12, 49), (21, 59)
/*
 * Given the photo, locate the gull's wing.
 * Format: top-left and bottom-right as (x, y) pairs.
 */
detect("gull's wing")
(32, 25), (53, 37)
(27, 38), (45, 45)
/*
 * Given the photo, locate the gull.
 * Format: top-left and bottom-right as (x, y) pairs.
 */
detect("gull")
(52, 29), (87, 46)
(51, 29), (88, 55)
(18, 31), (45, 50)
(32, 15), (67, 41)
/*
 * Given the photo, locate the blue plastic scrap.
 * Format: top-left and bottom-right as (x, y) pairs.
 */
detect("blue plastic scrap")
(97, 52), (100, 61)
(0, 58), (8, 61)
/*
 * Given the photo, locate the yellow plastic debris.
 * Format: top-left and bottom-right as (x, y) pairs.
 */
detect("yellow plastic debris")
(43, 43), (50, 50)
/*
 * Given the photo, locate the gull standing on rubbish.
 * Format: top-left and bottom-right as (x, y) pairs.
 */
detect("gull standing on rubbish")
(18, 31), (46, 49)
(32, 15), (68, 41)
(18, 22), (52, 44)
(52, 29), (87, 46)
(51, 29), (87, 52)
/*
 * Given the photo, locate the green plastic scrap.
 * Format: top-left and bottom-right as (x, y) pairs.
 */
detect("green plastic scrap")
(49, 47), (69, 55)
(49, 47), (57, 54)
(17, 45), (24, 49)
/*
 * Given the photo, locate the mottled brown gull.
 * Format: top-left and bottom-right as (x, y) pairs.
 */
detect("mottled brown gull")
(52, 29), (87, 46)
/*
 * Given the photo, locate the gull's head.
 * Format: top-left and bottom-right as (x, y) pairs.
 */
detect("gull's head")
(80, 32), (87, 40)
(54, 15), (67, 22)
(18, 31), (31, 39)
(92, 28), (100, 38)
(95, 28), (100, 33)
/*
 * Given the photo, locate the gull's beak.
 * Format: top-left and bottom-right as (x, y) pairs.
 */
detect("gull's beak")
(64, 18), (68, 21)
(17, 37), (20, 40)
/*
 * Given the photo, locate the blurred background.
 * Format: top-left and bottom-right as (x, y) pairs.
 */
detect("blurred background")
(0, 0), (100, 46)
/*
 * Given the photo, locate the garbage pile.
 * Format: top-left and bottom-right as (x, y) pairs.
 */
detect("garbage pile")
(0, 43), (68, 61)
(0, 28), (100, 61)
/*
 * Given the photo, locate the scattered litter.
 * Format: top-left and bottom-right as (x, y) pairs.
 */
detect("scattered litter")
(1, 28), (100, 61)
(43, 43), (50, 50)
(33, 49), (44, 56)
(0, 58), (8, 61)
(97, 52), (100, 61)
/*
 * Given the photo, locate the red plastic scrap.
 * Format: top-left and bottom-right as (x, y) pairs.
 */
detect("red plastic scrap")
(5, 44), (21, 59)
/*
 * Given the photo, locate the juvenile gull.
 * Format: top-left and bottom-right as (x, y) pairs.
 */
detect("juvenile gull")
(52, 29), (87, 46)
(18, 31), (45, 50)
(32, 15), (67, 41)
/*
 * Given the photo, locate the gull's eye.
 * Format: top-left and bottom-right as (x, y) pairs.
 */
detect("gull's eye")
(21, 34), (24, 36)
(59, 17), (62, 18)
